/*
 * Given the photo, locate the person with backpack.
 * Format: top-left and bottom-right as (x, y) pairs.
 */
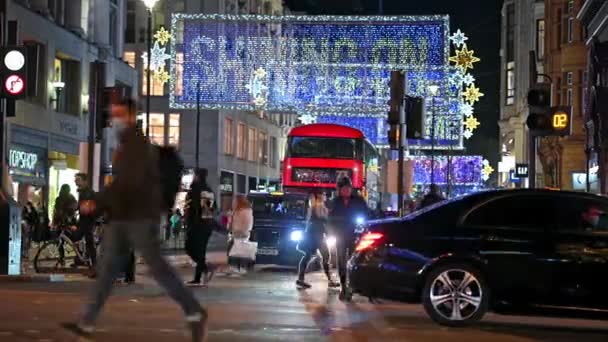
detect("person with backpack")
(62, 98), (207, 342)
(184, 168), (217, 286)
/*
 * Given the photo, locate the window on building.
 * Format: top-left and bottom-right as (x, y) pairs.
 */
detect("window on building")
(176, 53), (184, 96)
(582, 71), (588, 117)
(237, 123), (246, 159)
(506, 4), (515, 63)
(567, 72), (573, 86)
(568, 17), (574, 43)
(142, 51), (164, 96)
(270, 136), (277, 168)
(567, 88), (573, 106)
(168, 114), (180, 147)
(24, 41), (47, 106)
(109, 0), (119, 56)
(125, 0), (136, 43)
(224, 118), (235, 155)
(53, 56), (80, 115)
(536, 19), (545, 60)
(259, 131), (268, 165)
(138, 113), (165, 145)
(506, 62), (515, 105)
(49, 0), (65, 25)
(567, 0), (574, 14)
(248, 127), (257, 161)
(123, 51), (136, 68)
(557, 9), (562, 47)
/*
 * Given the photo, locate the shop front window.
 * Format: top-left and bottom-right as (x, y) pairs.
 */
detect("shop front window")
(168, 114), (180, 147)
(138, 113), (165, 145)
(48, 152), (80, 220)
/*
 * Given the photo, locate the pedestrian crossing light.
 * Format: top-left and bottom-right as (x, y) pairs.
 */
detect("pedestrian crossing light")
(526, 83), (571, 136)
(1, 47), (27, 99)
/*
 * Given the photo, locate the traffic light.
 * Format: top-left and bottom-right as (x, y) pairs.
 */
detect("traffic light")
(387, 124), (400, 150)
(388, 70), (405, 125)
(526, 83), (572, 136)
(0, 47), (28, 99)
(405, 96), (425, 139)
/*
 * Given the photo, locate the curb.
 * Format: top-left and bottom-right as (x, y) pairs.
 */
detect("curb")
(0, 274), (66, 283)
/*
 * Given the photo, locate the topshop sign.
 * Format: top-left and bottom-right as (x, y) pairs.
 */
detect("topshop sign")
(9, 149), (38, 172)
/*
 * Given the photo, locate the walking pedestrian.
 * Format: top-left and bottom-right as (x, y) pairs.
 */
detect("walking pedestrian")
(171, 208), (183, 239)
(419, 184), (445, 209)
(227, 195), (254, 274)
(329, 177), (369, 301)
(75, 173), (98, 276)
(52, 184), (77, 229)
(296, 191), (340, 289)
(62, 98), (207, 342)
(185, 168), (217, 286)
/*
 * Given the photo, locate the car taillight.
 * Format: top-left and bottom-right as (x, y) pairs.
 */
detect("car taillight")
(355, 232), (384, 252)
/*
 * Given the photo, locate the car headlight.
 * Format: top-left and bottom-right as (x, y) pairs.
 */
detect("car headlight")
(355, 216), (365, 225)
(326, 236), (336, 248)
(290, 230), (303, 242)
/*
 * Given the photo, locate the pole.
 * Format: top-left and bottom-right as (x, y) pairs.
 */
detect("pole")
(378, 0), (383, 14)
(195, 82), (200, 169)
(447, 124), (452, 198)
(145, 9), (152, 138)
(430, 97), (436, 184)
(0, 0), (6, 193)
(397, 125), (404, 216)
(529, 133), (536, 188)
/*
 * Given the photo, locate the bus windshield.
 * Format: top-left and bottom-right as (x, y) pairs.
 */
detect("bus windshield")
(250, 195), (308, 220)
(287, 137), (361, 159)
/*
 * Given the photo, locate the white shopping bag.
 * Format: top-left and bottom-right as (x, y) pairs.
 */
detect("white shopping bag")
(229, 239), (258, 261)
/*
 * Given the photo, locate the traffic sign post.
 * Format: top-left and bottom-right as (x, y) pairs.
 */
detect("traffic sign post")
(0, 46), (27, 99)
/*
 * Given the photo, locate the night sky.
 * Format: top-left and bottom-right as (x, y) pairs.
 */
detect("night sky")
(285, 0), (502, 182)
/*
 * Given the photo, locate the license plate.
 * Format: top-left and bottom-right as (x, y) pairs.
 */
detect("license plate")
(257, 248), (279, 256)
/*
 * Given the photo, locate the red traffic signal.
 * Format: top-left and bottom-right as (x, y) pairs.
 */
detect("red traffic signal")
(1, 47), (28, 99)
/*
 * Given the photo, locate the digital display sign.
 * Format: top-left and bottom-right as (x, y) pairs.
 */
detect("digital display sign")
(170, 14), (450, 114)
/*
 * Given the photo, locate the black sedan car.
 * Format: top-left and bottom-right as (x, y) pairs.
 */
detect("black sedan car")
(348, 189), (608, 326)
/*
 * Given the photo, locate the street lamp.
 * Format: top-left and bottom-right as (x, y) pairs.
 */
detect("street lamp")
(427, 85), (440, 185)
(142, 0), (158, 138)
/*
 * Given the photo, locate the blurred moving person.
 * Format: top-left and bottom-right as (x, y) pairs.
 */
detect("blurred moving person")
(75, 173), (98, 276)
(62, 98), (207, 342)
(227, 194), (254, 274)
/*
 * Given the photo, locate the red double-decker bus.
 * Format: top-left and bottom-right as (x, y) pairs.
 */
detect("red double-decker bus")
(282, 124), (379, 202)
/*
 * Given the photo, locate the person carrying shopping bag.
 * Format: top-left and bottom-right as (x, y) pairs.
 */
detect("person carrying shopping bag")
(227, 195), (255, 274)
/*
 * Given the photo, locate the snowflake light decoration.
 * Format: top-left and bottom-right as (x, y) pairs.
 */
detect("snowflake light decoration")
(142, 41), (171, 71)
(449, 46), (480, 72)
(460, 103), (474, 117)
(462, 73), (475, 86)
(298, 114), (317, 125)
(449, 29), (468, 48)
(481, 159), (494, 181)
(449, 71), (464, 86)
(464, 116), (480, 131)
(463, 130), (473, 139)
(245, 67), (269, 107)
(463, 84), (484, 105)
(154, 27), (172, 46)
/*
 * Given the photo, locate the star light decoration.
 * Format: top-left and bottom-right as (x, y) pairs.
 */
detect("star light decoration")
(141, 28), (173, 87)
(245, 67), (269, 107)
(447, 30), (484, 141)
(449, 45), (480, 73)
(449, 29), (468, 48)
(481, 159), (494, 181)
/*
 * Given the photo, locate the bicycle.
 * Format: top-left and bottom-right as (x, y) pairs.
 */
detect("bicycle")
(33, 222), (103, 274)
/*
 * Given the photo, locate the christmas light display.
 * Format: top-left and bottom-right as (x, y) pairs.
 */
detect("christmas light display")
(448, 29), (468, 48)
(481, 159), (494, 181)
(410, 155), (484, 186)
(154, 27), (172, 45)
(449, 45), (480, 73)
(170, 13), (450, 113)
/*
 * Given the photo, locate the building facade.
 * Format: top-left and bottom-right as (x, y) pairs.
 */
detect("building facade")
(6, 0), (137, 212)
(539, 0), (587, 190)
(578, 0), (608, 193)
(124, 0), (295, 211)
(498, 0), (545, 187)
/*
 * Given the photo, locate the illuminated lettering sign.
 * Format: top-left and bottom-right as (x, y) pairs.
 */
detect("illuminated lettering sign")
(552, 112), (568, 129)
(170, 14), (449, 113)
(9, 149), (38, 171)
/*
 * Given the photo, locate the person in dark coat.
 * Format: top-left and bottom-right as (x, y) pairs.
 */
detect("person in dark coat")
(328, 177), (369, 301)
(185, 168), (217, 286)
(75, 173), (98, 274)
(53, 184), (78, 229)
(419, 184), (445, 209)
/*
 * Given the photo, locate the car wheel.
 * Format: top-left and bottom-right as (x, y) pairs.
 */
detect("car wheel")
(422, 263), (489, 327)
